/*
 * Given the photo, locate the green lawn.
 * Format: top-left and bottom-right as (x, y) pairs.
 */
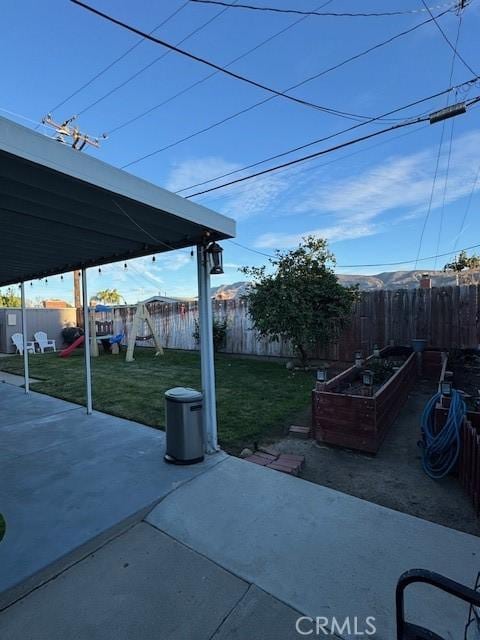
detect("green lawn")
(1, 349), (314, 452)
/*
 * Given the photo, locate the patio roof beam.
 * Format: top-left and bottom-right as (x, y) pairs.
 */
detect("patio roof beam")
(0, 176), (197, 246)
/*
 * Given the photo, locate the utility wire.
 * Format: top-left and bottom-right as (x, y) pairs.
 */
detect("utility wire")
(190, 0), (457, 17)
(183, 118), (430, 198)
(120, 8), (453, 169)
(175, 78), (479, 194)
(72, 0), (451, 129)
(0, 106), (49, 129)
(184, 95), (480, 198)
(451, 163), (480, 255)
(44, 2), (190, 119)
(108, 0), (335, 135)
(230, 239), (480, 269)
(416, 8), (464, 268)
(193, 123), (430, 207)
(75, 1), (237, 117)
(421, 0), (477, 76)
(433, 13), (464, 268)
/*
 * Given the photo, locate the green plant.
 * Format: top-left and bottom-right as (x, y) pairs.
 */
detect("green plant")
(193, 318), (228, 352)
(94, 288), (123, 305)
(0, 287), (21, 307)
(444, 250), (480, 272)
(241, 236), (358, 366)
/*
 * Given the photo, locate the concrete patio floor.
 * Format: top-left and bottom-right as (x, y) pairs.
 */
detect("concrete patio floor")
(0, 384), (479, 639)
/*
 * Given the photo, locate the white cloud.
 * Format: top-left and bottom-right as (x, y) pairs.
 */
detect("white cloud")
(256, 129), (480, 248)
(292, 130), (480, 220)
(166, 156), (291, 221)
(256, 223), (378, 248)
(165, 157), (239, 192)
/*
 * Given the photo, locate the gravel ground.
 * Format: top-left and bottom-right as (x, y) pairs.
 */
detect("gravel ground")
(265, 381), (480, 536)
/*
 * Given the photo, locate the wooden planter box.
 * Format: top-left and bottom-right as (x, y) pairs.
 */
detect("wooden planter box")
(312, 347), (418, 454)
(434, 351), (480, 513)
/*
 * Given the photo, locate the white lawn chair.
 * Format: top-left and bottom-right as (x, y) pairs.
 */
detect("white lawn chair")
(34, 331), (56, 354)
(11, 333), (35, 355)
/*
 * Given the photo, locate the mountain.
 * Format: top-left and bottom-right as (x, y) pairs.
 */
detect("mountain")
(210, 270), (480, 298)
(210, 281), (251, 300)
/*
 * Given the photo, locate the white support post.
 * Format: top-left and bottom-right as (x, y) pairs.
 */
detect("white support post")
(197, 245), (218, 453)
(81, 268), (93, 415)
(20, 282), (30, 394)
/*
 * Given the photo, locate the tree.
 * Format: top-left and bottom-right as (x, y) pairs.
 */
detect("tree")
(443, 250), (480, 272)
(94, 288), (123, 305)
(0, 287), (21, 307)
(241, 236), (358, 366)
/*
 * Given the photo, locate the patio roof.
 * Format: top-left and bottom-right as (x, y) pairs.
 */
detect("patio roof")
(0, 116), (235, 287)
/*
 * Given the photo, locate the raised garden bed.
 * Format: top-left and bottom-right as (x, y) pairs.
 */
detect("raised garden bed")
(312, 346), (418, 454)
(435, 349), (480, 513)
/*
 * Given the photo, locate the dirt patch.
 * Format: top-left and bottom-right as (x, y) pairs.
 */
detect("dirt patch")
(264, 380), (480, 536)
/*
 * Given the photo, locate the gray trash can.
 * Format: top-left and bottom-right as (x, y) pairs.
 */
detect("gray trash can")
(164, 387), (204, 465)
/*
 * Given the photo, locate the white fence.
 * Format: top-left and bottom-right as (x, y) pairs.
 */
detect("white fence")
(105, 300), (294, 357)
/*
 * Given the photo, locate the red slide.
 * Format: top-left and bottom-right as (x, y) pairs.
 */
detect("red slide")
(59, 335), (85, 358)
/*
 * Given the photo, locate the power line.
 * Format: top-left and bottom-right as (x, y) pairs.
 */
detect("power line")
(433, 13), (463, 269)
(44, 2), (190, 119)
(175, 79), (479, 195)
(421, 0), (477, 76)
(184, 95), (480, 198)
(71, 0), (372, 123)
(0, 106), (49, 129)
(120, 8), (453, 169)
(451, 162), (480, 254)
(75, 1), (237, 117)
(183, 119), (428, 198)
(416, 8), (463, 268)
(190, 0), (456, 17)
(193, 123), (430, 207)
(108, 0), (336, 135)
(229, 238), (480, 269)
(72, 0), (453, 134)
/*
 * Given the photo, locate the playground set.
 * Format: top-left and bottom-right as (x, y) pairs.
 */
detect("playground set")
(60, 302), (162, 362)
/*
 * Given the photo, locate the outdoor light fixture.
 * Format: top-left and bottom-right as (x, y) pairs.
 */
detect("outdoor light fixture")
(316, 367), (328, 383)
(207, 242), (224, 275)
(440, 381), (452, 397)
(362, 370), (374, 387)
(355, 351), (363, 366)
(373, 344), (381, 358)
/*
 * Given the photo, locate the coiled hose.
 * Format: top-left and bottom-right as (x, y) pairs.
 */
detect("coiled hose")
(420, 389), (466, 479)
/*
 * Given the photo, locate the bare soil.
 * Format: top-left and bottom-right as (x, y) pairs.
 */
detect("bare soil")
(264, 380), (480, 536)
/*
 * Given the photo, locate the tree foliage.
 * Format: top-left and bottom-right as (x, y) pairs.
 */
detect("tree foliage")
(241, 236), (358, 365)
(94, 288), (123, 304)
(0, 287), (21, 307)
(443, 250), (480, 272)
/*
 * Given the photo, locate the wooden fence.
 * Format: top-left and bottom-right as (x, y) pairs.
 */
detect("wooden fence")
(106, 285), (480, 361)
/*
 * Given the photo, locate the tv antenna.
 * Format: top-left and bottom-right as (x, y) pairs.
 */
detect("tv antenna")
(41, 114), (107, 151)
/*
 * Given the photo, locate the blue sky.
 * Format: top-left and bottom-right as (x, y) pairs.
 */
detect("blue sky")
(1, 0), (480, 303)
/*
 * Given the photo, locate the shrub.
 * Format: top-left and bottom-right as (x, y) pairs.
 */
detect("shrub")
(193, 318), (228, 352)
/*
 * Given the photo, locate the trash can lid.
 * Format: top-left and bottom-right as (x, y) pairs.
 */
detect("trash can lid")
(165, 387), (203, 402)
